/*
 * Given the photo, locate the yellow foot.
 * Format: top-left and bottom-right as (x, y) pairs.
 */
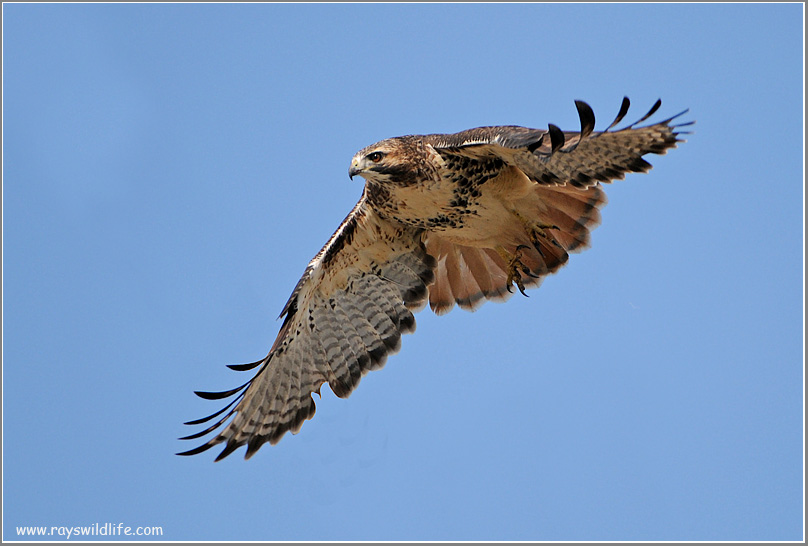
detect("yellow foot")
(498, 245), (539, 297)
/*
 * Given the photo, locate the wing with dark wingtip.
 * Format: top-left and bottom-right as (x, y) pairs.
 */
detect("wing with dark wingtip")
(423, 98), (693, 188)
(179, 194), (434, 460)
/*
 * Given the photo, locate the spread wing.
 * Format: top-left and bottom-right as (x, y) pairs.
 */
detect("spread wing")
(423, 98), (691, 188)
(423, 98), (692, 314)
(178, 194), (434, 460)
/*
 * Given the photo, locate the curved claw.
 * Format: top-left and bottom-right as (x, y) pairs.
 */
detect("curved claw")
(500, 245), (534, 297)
(523, 269), (541, 279)
(516, 283), (529, 297)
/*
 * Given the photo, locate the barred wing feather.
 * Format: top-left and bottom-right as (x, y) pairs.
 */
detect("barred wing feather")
(179, 195), (434, 460)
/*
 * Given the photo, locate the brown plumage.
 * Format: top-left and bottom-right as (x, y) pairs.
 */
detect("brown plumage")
(179, 97), (692, 460)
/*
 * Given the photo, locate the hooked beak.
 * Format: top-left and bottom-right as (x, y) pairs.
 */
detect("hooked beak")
(348, 159), (362, 180)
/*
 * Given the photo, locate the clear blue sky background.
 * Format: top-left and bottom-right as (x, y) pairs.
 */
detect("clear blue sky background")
(3, 3), (803, 542)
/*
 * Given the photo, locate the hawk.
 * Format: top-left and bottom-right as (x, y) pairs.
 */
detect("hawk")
(179, 97), (691, 460)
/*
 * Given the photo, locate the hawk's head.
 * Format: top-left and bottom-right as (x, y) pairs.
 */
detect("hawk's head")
(349, 136), (433, 186)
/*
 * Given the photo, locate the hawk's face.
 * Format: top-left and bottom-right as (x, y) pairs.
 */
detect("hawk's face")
(348, 137), (428, 187)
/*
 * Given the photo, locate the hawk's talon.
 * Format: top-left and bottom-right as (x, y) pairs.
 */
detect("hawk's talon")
(505, 270), (528, 297)
(516, 282), (529, 297)
(502, 245), (532, 297)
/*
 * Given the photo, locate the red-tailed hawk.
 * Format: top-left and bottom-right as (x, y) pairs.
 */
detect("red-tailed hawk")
(179, 98), (691, 460)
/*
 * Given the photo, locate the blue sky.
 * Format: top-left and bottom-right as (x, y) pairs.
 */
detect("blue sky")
(2, 3), (803, 542)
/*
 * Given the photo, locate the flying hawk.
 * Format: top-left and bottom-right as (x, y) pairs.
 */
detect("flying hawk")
(179, 97), (691, 461)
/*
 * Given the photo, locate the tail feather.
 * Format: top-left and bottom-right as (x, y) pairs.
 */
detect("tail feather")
(425, 183), (609, 314)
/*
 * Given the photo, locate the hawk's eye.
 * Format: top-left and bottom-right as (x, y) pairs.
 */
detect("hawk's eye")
(367, 152), (384, 163)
